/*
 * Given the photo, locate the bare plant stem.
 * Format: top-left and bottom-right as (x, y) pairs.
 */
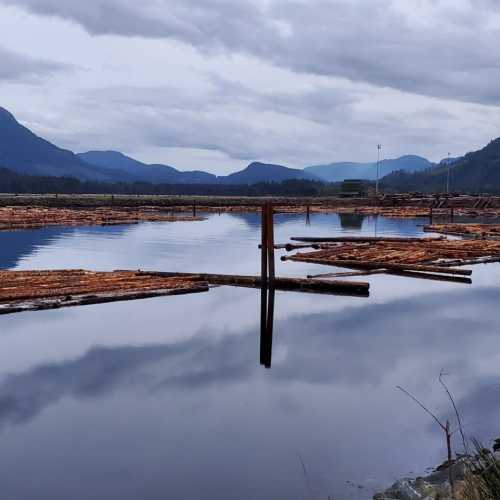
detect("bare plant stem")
(397, 385), (457, 500)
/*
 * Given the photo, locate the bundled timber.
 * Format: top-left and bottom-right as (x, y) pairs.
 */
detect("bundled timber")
(424, 223), (500, 239)
(132, 271), (370, 296)
(280, 237), (500, 280)
(0, 206), (203, 231)
(0, 270), (209, 315)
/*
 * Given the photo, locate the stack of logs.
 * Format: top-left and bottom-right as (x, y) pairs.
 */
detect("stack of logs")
(0, 207), (203, 231)
(424, 223), (500, 239)
(280, 235), (500, 284)
(0, 270), (209, 315)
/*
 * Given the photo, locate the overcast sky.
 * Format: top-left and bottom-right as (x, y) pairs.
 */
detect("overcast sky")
(0, 0), (499, 174)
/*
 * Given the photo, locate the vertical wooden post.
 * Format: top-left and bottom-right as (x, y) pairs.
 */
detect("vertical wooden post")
(429, 204), (433, 225)
(193, 201), (196, 217)
(266, 204), (275, 286)
(261, 205), (268, 285)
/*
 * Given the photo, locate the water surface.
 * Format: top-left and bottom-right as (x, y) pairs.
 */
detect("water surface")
(1, 212), (499, 500)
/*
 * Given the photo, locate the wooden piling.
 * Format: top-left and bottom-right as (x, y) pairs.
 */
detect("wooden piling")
(266, 204), (276, 286)
(261, 205), (268, 285)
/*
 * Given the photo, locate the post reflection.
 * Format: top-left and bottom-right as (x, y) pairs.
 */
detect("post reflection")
(260, 285), (275, 369)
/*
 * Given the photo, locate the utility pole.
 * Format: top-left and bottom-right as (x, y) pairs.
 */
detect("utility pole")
(446, 152), (451, 196)
(376, 144), (382, 195)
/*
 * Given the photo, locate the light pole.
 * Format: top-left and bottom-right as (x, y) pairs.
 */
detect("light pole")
(376, 144), (382, 196)
(446, 152), (451, 196)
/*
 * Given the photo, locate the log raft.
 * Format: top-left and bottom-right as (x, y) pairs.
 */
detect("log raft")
(0, 268), (370, 316)
(281, 237), (500, 282)
(0, 270), (209, 315)
(0, 206), (204, 231)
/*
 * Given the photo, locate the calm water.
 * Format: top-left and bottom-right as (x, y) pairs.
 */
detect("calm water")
(1, 212), (500, 500)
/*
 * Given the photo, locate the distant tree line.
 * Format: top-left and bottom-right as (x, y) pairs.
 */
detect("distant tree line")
(0, 167), (342, 196)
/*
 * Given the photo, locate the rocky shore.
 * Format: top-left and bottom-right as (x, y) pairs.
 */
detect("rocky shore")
(373, 460), (466, 500)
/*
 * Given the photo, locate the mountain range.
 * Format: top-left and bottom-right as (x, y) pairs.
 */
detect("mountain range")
(1, 106), (434, 186)
(381, 138), (500, 194)
(304, 155), (433, 182)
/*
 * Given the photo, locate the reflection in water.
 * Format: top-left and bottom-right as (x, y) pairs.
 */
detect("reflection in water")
(0, 225), (132, 269)
(1, 213), (500, 500)
(339, 213), (366, 230)
(260, 285), (275, 369)
(0, 228), (69, 269)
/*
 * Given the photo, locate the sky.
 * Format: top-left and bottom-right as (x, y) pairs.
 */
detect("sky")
(0, 0), (499, 175)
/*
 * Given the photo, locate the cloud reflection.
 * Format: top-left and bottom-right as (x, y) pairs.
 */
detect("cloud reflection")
(1, 286), (500, 431)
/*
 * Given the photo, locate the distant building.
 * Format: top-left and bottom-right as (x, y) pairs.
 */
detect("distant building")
(340, 179), (366, 197)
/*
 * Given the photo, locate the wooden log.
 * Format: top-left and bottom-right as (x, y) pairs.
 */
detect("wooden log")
(291, 236), (444, 243)
(281, 256), (472, 276)
(258, 243), (320, 251)
(134, 271), (370, 296)
(0, 284), (209, 316)
(437, 256), (500, 267)
(385, 270), (472, 284)
(307, 270), (385, 279)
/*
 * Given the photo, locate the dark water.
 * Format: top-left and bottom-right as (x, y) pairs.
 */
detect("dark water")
(0, 212), (499, 500)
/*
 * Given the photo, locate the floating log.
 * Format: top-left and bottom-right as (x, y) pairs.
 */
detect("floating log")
(0, 270), (209, 315)
(258, 243), (319, 251)
(282, 256), (472, 276)
(384, 270), (472, 284)
(291, 236), (444, 243)
(437, 256), (500, 267)
(133, 271), (370, 296)
(308, 268), (471, 284)
(307, 270), (385, 279)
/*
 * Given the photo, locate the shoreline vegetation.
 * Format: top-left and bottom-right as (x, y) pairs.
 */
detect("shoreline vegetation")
(376, 374), (500, 500)
(374, 440), (500, 500)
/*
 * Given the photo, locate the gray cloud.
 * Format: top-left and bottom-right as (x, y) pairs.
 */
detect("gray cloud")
(52, 80), (352, 165)
(0, 46), (69, 82)
(0, 0), (278, 47)
(3, 0), (500, 105)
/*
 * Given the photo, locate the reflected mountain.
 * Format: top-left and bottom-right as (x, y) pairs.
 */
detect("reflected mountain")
(1, 285), (500, 431)
(0, 228), (72, 269)
(0, 225), (133, 269)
